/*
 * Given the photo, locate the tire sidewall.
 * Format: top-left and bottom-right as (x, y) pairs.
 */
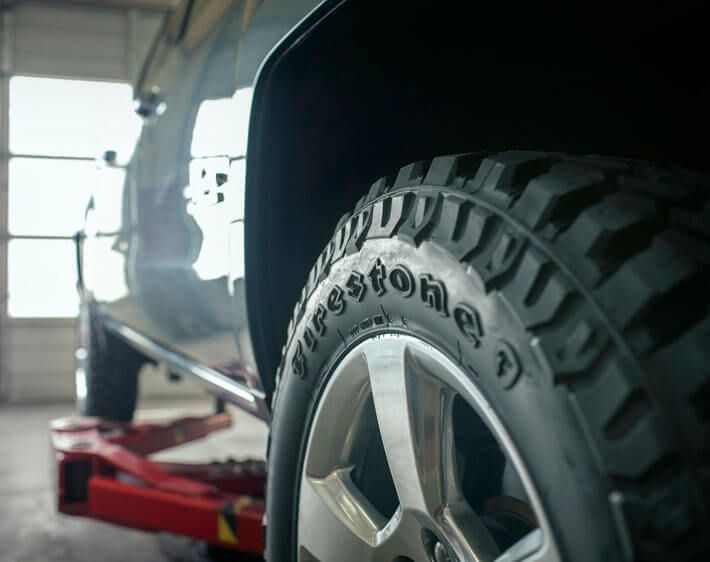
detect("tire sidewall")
(267, 200), (625, 562)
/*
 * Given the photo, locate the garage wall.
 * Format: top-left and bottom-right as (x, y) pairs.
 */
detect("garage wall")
(1, 6), (9, 400)
(11, 2), (160, 81)
(0, 1), (200, 402)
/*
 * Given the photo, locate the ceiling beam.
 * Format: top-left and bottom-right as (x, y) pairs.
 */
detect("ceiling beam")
(2, 0), (173, 13)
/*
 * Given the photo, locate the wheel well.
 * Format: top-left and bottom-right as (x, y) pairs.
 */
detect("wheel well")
(245, 1), (709, 397)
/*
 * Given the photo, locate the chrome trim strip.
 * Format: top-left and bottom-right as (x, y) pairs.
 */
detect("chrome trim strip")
(103, 317), (270, 422)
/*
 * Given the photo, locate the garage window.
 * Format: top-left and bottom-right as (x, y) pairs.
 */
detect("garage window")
(7, 76), (141, 318)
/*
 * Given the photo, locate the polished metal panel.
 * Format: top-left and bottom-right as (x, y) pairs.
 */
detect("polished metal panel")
(298, 334), (560, 562)
(84, 0), (319, 394)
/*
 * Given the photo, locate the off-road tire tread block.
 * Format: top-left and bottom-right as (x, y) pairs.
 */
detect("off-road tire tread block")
(275, 151), (710, 561)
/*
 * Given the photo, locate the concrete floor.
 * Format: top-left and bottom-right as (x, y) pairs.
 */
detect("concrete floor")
(0, 400), (268, 562)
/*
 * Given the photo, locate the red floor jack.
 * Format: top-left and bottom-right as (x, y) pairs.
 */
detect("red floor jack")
(50, 411), (266, 558)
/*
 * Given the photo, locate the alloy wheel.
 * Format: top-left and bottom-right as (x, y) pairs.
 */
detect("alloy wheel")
(297, 334), (559, 561)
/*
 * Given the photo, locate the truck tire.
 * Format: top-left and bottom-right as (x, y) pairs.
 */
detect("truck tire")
(76, 300), (145, 422)
(266, 152), (710, 561)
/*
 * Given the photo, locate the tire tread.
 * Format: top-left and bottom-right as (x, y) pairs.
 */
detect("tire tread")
(274, 150), (710, 560)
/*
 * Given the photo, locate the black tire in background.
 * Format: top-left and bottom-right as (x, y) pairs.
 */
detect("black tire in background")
(76, 300), (146, 422)
(266, 152), (710, 561)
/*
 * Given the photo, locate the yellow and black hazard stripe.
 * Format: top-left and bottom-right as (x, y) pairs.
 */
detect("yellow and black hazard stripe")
(173, 426), (186, 445)
(217, 496), (253, 545)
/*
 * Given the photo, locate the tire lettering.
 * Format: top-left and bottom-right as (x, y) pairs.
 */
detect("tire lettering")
(297, 261), (489, 370)
(454, 304), (483, 347)
(420, 273), (449, 317)
(368, 258), (387, 296)
(346, 272), (367, 302)
(327, 286), (346, 315)
(495, 340), (521, 389)
(389, 265), (415, 297)
(292, 341), (306, 379)
(312, 304), (327, 336)
(303, 327), (317, 351)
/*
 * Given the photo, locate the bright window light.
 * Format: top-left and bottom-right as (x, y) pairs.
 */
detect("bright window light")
(8, 239), (79, 318)
(9, 76), (142, 162)
(92, 166), (127, 234)
(6, 76), (138, 318)
(190, 87), (252, 158)
(8, 158), (96, 236)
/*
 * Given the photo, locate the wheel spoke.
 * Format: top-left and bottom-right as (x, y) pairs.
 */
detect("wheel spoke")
(443, 501), (501, 561)
(493, 529), (556, 562)
(298, 468), (387, 562)
(363, 339), (453, 515)
(364, 338), (502, 560)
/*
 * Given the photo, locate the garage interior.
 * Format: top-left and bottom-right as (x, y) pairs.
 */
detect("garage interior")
(0, 2), (267, 560)
(1, 0), (709, 560)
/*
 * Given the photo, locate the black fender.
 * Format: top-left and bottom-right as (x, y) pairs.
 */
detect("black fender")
(245, 1), (710, 400)
(246, 0), (344, 400)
